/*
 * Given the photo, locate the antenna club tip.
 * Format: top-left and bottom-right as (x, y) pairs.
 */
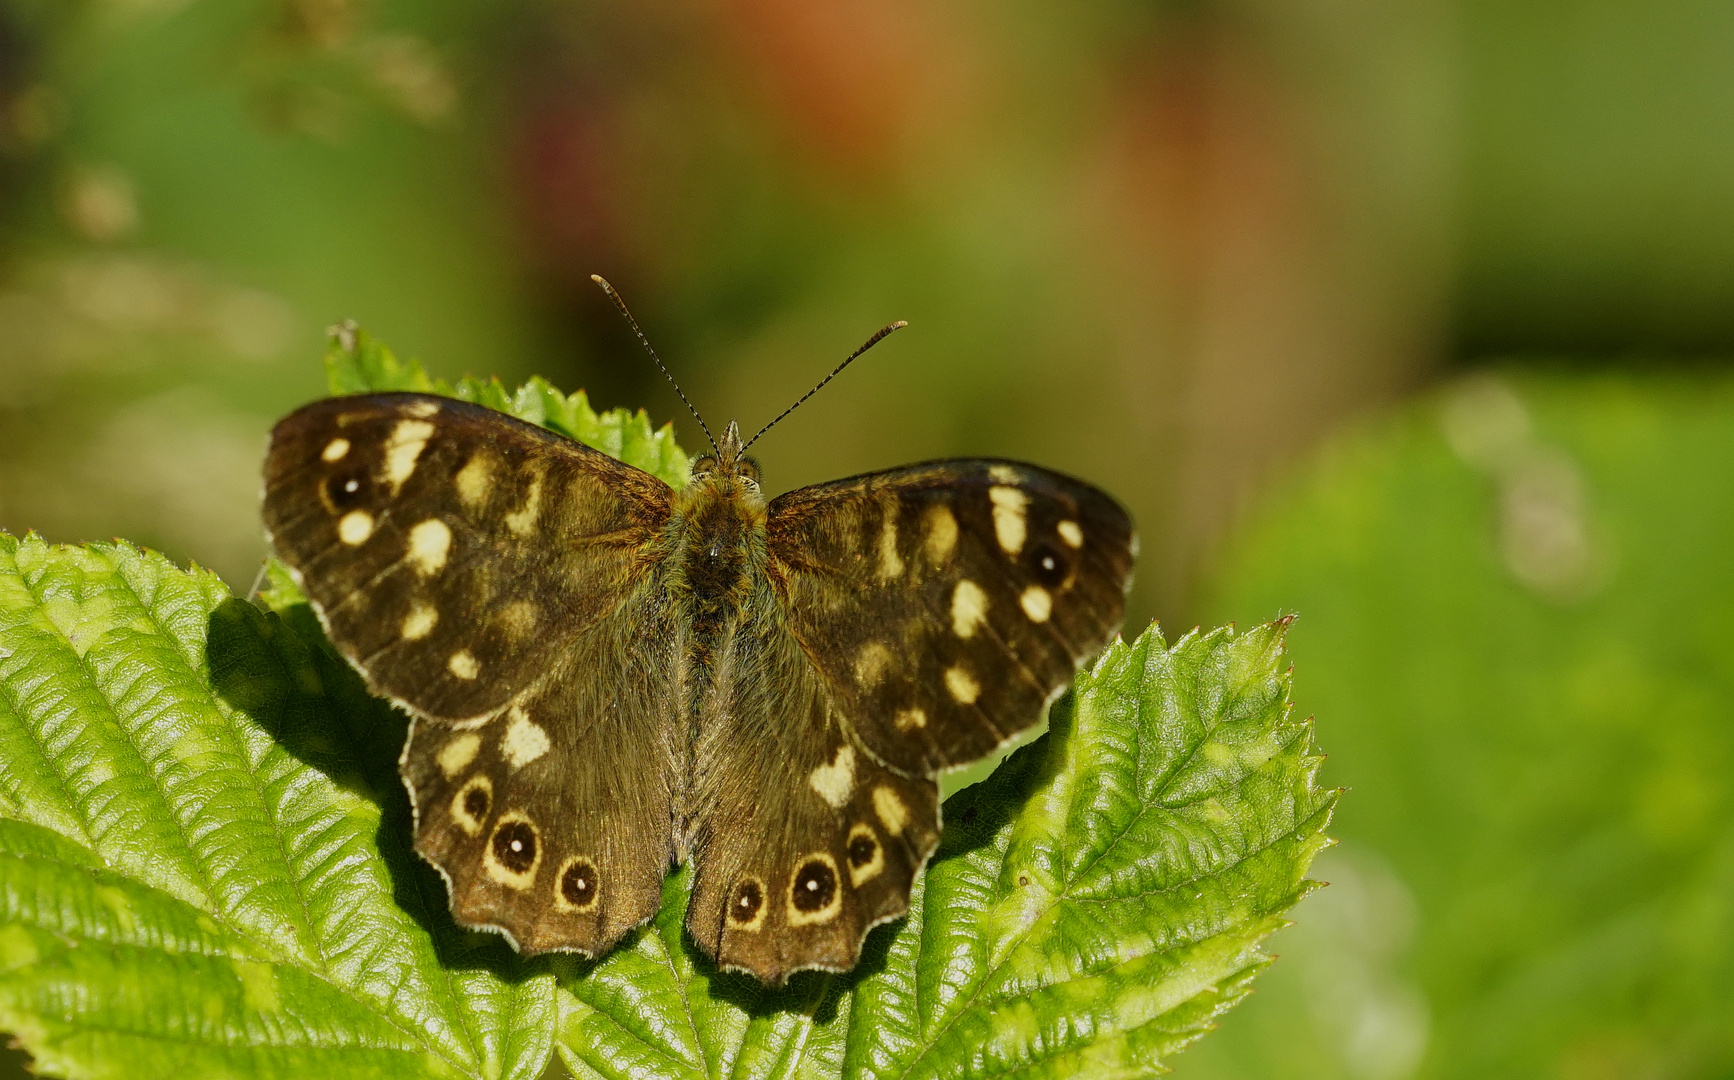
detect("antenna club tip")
(892, 320), (909, 329)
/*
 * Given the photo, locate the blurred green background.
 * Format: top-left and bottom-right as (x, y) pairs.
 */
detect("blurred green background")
(0, 1), (1729, 1077)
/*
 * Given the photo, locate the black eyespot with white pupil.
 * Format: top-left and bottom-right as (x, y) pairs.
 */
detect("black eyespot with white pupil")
(847, 833), (877, 868)
(491, 821), (537, 874)
(561, 860), (598, 907)
(730, 880), (763, 923)
(1028, 540), (1069, 588)
(791, 859), (837, 913)
(324, 468), (371, 511)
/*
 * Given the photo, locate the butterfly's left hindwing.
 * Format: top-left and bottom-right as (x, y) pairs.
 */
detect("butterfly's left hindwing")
(401, 588), (681, 955)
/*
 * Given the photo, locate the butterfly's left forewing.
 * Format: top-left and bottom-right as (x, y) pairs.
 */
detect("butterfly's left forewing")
(264, 393), (675, 723)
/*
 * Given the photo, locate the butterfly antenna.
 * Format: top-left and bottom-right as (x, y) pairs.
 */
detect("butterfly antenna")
(743, 320), (907, 451)
(590, 274), (718, 454)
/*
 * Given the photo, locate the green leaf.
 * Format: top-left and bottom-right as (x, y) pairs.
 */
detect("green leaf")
(1185, 372), (1734, 1078)
(0, 533), (555, 1080)
(553, 620), (1336, 1080)
(1, 330), (1332, 1077)
(323, 322), (691, 489)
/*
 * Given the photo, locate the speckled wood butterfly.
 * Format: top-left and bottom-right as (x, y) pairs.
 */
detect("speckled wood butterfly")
(262, 308), (1134, 984)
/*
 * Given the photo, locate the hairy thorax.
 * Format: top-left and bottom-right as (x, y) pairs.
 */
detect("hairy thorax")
(674, 474), (765, 646)
(668, 452), (770, 844)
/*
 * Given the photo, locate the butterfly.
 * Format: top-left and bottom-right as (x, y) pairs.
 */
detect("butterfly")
(261, 307), (1134, 984)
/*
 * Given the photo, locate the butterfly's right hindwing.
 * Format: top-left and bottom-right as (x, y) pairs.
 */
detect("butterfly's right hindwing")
(263, 392), (673, 723)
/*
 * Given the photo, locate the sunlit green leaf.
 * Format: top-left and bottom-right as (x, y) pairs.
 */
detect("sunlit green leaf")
(554, 620), (1335, 1080)
(0, 534), (555, 1080)
(324, 323), (690, 488)
(0, 333), (1332, 1078)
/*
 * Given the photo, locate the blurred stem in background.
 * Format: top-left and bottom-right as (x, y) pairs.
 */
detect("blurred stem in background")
(0, 0), (1730, 1077)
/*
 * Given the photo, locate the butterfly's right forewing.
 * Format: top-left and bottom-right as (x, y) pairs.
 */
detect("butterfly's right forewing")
(264, 392), (681, 954)
(767, 460), (1134, 777)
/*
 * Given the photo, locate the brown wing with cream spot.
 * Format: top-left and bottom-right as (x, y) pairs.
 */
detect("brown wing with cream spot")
(265, 391), (684, 955)
(685, 590), (940, 985)
(263, 392), (674, 723)
(765, 460), (1134, 777)
(401, 588), (680, 954)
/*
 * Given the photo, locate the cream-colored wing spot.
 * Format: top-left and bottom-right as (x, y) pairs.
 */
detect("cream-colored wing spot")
(807, 745), (856, 808)
(437, 733), (481, 779)
(854, 642), (892, 687)
(382, 419), (435, 493)
(786, 853), (844, 926)
(1020, 585), (1053, 623)
(894, 707), (927, 731)
(401, 601), (438, 640)
(496, 599), (538, 638)
(338, 510), (374, 546)
(451, 775), (493, 836)
(876, 512), (904, 579)
(554, 856), (601, 913)
(321, 438), (350, 462)
(951, 580), (988, 638)
(872, 785), (909, 836)
(483, 813), (542, 889)
(403, 400), (441, 419)
(503, 468), (544, 536)
(455, 452), (493, 509)
(945, 664), (980, 705)
(727, 878), (769, 931)
(501, 706), (551, 769)
(1057, 519), (1084, 548)
(990, 486), (1029, 554)
(407, 518), (452, 575)
(924, 504), (958, 564)
(846, 822), (885, 886)
(448, 649), (479, 680)
(988, 464), (1021, 484)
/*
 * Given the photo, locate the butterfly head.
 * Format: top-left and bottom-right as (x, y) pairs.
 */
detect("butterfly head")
(689, 420), (762, 495)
